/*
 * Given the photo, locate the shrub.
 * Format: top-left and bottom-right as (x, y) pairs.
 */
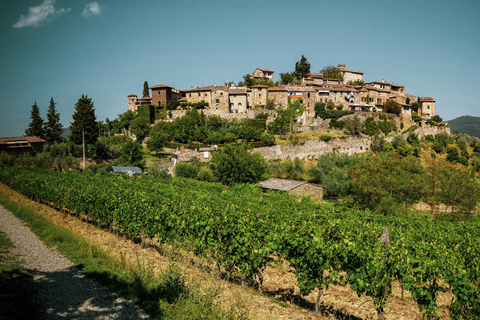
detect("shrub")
(174, 162), (199, 179)
(197, 166), (215, 182)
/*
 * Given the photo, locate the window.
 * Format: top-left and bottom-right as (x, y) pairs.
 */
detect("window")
(215, 99), (220, 104)
(307, 93), (310, 98)
(198, 93), (200, 97)
(427, 105), (430, 109)
(259, 94), (262, 97)
(189, 94), (191, 97)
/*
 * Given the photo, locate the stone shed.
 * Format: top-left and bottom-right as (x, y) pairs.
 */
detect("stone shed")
(259, 178), (323, 201)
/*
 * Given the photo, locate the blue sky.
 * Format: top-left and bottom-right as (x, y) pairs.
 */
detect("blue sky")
(1, 0), (479, 137)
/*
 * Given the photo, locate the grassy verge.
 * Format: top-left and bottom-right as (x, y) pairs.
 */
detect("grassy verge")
(0, 193), (248, 320)
(0, 229), (42, 320)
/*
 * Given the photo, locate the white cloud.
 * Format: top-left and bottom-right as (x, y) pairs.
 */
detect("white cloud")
(82, 2), (101, 17)
(12, 0), (72, 29)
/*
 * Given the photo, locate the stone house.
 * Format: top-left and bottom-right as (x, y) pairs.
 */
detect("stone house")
(418, 97), (436, 119)
(268, 86), (288, 109)
(0, 136), (46, 155)
(259, 178), (323, 201)
(338, 64), (364, 84)
(127, 64), (435, 120)
(252, 68), (274, 81)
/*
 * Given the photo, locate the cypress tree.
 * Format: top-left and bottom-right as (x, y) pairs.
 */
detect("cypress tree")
(69, 94), (99, 145)
(44, 97), (64, 144)
(143, 81), (149, 98)
(25, 102), (45, 138)
(294, 55), (311, 79)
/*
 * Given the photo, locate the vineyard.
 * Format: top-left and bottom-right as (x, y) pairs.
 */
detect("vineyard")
(0, 166), (478, 319)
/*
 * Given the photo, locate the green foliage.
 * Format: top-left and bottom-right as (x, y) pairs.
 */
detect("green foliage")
(279, 72), (297, 84)
(143, 81), (149, 98)
(146, 131), (169, 155)
(344, 116), (362, 135)
(308, 153), (361, 198)
(69, 95), (99, 145)
(259, 132), (275, 146)
(116, 141), (145, 169)
(196, 166), (216, 182)
(411, 101), (420, 112)
(294, 55), (311, 79)
(1, 166), (480, 320)
(148, 163), (172, 179)
(0, 152), (15, 167)
(362, 117), (380, 136)
(136, 105), (155, 123)
(44, 97), (64, 145)
(89, 140), (111, 163)
(25, 102), (45, 138)
(319, 65), (344, 81)
(407, 132), (420, 146)
(412, 112), (423, 122)
(174, 162), (199, 179)
(383, 100), (402, 115)
(314, 102), (353, 120)
(371, 134), (386, 153)
(211, 144), (267, 186)
(130, 116), (151, 142)
(446, 146), (460, 163)
(267, 98), (304, 137)
(329, 118), (345, 129)
(269, 157), (304, 180)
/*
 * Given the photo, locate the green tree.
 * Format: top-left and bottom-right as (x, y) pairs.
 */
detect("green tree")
(344, 116), (362, 135)
(69, 95), (99, 145)
(25, 102), (45, 138)
(294, 55), (311, 79)
(279, 72), (295, 84)
(211, 143), (267, 186)
(143, 81), (149, 98)
(383, 100), (402, 115)
(130, 117), (151, 142)
(116, 141), (145, 169)
(146, 131), (169, 155)
(44, 97), (64, 144)
(320, 65), (344, 82)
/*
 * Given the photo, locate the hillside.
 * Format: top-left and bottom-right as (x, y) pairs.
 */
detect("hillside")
(445, 115), (480, 138)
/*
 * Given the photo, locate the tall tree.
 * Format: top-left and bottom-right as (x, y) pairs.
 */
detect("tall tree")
(44, 97), (63, 144)
(25, 102), (45, 138)
(143, 81), (149, 98)
(320, 65), (344, 81)
(69, 95), (99, 145)
(294, 55), (311, 79)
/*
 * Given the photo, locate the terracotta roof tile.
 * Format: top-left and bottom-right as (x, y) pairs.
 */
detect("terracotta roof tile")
(0, 136), (46, 144)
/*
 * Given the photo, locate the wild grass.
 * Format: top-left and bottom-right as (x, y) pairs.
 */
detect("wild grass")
(0, 193), (248, 319)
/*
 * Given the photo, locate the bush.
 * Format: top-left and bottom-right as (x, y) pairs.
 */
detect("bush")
(0, 152), (14, 167)
(148, 163), (172, 179)
(197, 166), (216, 182)
(174, 162), (199, 179)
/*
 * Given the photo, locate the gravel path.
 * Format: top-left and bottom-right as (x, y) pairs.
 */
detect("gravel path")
(0, 204), (150, 320)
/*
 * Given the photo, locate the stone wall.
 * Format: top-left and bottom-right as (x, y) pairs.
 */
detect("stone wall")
(290, 183), (323, 201)
(254, 136), (372, 161)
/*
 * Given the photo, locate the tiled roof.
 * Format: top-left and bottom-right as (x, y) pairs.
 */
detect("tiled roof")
(150, 84), (173, 89)
(0, 136), (46, 144)
(229, 89), (247, 95)
(128, 94), (137, 97)
(184, 86), (214, 92)
(307, 73), (324, 78)
(259, 178), (309, 191)
(268, 86), (288, 92)
(418, 96), (435, 102)
(256, 68), (274, 73)
(341, 69), (363, 74)
(251, 85), (270, 88)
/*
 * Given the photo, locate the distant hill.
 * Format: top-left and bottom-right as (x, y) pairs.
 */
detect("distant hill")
(445, 116), (480, 138)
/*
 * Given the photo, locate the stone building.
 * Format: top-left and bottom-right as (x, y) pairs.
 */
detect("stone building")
(259, 178), (323, 201)
(127, 64), (435, 121)
(338, 64), (364, 83)
(252, 68), (274, 81)
(0, 136), (46, 155)
(418, 97), (436, 119)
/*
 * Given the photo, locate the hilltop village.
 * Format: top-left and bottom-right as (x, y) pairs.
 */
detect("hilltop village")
(127, 64), (436, 126)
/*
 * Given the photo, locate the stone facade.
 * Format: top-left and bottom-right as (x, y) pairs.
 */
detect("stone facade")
(252, 68), (274, 81)
(418, 97), (436, 119)
(338, 64), (364, 84)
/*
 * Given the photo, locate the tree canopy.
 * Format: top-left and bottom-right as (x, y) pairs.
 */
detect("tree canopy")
(320, 65), (344, 81)
(211, 143), (267, 186)
(294, 55), (311, 79)
(25, 102), (45, 138)
(69, 94), (99, 145)
(143, 81), (149, 98)
(44, 97), (63, 144)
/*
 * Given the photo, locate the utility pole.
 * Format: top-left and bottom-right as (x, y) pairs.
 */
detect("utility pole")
(82, 128), (86, 170)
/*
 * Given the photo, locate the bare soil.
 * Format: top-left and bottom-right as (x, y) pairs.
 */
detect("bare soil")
(0, 182), (453, 320)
